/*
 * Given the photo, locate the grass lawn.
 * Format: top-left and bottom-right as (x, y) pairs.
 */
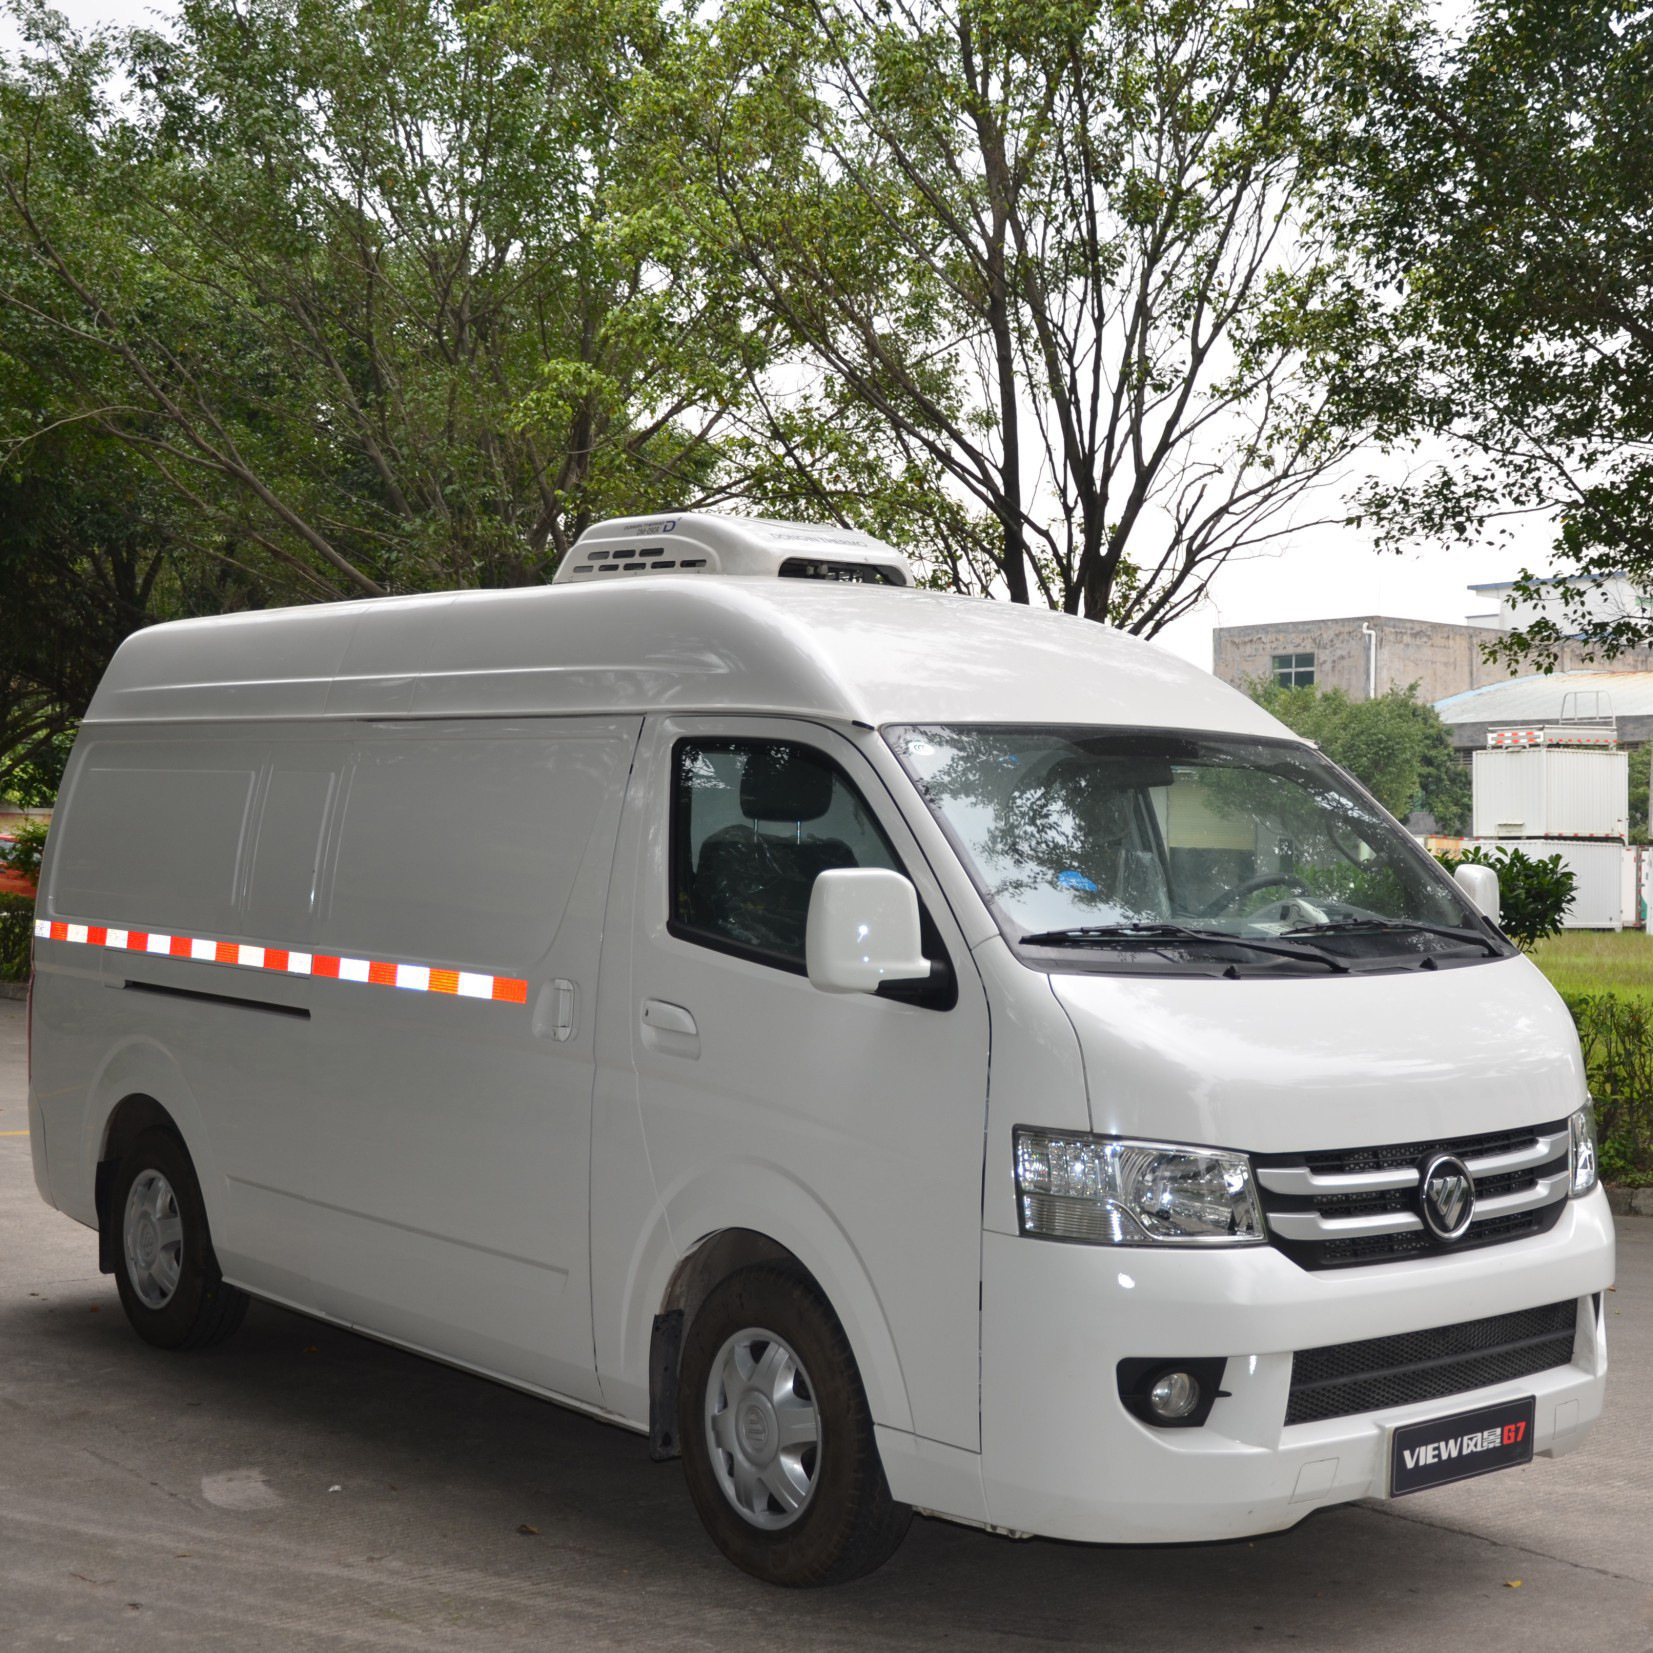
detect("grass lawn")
(1529, 928), (1653, 1001)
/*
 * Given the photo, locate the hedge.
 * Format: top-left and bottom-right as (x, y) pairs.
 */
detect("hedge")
(1563, 993), (1653, 1187)
(0, 892), (34, 983)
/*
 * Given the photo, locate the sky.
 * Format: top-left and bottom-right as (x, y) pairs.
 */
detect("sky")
(6, 0), (1550, 674)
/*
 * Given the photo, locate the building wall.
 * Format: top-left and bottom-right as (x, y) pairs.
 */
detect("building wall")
(1212, 616), (1653, 715)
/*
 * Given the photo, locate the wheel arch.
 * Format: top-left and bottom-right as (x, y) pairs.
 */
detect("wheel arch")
(643, 1166), (915, 1447)
(80, 1038), (215, 1255)
(93, 1093), (185, 1275)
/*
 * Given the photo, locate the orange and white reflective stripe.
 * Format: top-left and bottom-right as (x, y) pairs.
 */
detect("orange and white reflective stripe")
(32, 918), (527, 1005)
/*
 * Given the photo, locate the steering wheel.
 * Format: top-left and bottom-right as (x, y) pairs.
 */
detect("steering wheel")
(1198, 872), (1309, 919)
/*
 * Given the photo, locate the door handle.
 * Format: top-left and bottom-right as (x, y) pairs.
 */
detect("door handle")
(533, 978), (577, 1042)
(642, 999), (697, 1037)
(641, 998), (700, 1059)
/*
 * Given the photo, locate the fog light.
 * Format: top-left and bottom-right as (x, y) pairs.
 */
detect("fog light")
(1148, 1370), (1200, 1420)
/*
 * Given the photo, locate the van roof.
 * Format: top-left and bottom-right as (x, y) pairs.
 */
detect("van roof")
(85, 578), (1289, 737)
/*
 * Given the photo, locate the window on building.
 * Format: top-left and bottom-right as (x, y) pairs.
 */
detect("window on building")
(1270, 651), (1316, 688)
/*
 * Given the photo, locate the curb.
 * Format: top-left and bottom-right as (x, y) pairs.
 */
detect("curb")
(0, 981), (25, 1002)
(1606, 1186), (1653, 1219)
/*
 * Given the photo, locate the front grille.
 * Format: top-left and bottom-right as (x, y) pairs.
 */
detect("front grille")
(1300, 1124), (1545, 1176)
(1285, 1299), (1579, 1426)
(1254, 1118), (1571, 1270)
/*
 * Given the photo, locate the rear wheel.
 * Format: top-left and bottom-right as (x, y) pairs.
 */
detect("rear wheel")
(678, 1267), (910, 1586)
(110, 1128), (248, 1350)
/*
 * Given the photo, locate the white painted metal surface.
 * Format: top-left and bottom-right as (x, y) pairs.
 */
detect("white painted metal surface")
(27, 529), (1615, 1557)
(82, 577), (1289, 739)
(1472, 747), (1629, 840)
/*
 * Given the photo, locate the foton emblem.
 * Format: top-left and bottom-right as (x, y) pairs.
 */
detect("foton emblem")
(1420, 1153), (1476, 1242)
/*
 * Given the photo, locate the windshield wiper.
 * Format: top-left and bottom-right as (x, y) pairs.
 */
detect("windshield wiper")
(1018, 923), (1350, 972)
(1279, 918), (1502, 957)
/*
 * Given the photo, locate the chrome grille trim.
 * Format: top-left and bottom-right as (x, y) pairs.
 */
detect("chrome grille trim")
(1475, 1170), (1571, 1218)
(1255, 1127), (1569, 1202)
(1255, 1164), (1418, 1197)
(1267, 1207), (1424, 1241)
(1253, 1116), (1572, 1269)
(1464, 1129), (1569, 1179)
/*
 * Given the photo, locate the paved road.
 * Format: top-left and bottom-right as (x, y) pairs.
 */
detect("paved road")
(2, 997), (1649, 1652)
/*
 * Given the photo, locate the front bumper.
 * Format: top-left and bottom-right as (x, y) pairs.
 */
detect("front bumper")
(979, 1188), (1614, 1543)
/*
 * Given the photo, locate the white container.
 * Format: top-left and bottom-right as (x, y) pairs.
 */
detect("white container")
(1472, 747), (1628, 841)
(1465, 837), (1624, 930)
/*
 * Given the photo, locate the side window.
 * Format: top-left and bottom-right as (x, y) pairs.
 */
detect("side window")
(672, 739), (902, 967)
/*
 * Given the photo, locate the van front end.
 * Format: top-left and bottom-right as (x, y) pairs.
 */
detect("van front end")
(979, 1193), (1612, 1543)
(886, 718), (1620, 1549)
(968, 956), (1615, 1545)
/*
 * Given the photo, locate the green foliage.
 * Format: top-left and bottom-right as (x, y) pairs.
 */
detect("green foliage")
(1, 731), (73, 808)
(0, 818), (48, 881)
(1562, 993), (1653, 1187)
(0, 0), (769, 761)
(0, 892), (34, 981)
(1631, 746), (1649, 846)
(1435, 844), (1576, 952)
(1334, 0), (1653, 666)
(1250, 680), (1469, 830)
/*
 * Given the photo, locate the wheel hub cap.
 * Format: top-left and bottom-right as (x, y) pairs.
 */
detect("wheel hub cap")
(738, 1396), (778, 1463)
(122, 1169), (184, 1310)
(704, 1326), (821, 1531)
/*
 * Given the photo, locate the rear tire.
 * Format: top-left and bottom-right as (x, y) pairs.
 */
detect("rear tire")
(110, 1128), (248, 1350)
(678, 1266), (911, 1586)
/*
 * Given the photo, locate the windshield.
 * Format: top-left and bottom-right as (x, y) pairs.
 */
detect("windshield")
(887, 724), (1507, 974)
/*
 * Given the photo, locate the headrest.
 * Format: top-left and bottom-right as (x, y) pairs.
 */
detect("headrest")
(741, 746), (835, 822)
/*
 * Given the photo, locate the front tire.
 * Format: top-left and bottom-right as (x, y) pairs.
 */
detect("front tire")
(110, 1128), (248, 1350)
(678, 1267), (911, 1586)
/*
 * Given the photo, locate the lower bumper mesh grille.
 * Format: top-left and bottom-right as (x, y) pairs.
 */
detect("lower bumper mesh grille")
(1285, 1299), (1579, 1426)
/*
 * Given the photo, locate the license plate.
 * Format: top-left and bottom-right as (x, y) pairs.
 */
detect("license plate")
(1390, 1397), (1536, 1496)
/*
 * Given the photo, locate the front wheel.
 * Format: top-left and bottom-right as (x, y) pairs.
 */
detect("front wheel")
(110, 1128), (248, 1351)
(678, 1267), (911, 1586)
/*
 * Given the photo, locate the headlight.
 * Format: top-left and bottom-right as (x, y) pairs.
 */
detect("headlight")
(1569, 1104), (1598, 1197)
(1013, 1129), (1266, 1245)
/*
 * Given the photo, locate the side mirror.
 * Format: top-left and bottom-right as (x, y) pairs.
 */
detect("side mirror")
(1454, 863), (1500, 925)
(806, 868), (931, 995)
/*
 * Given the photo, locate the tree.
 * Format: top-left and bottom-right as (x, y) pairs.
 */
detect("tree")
(0, 0), (758, 614)
(661, 0), (1405, 626)
(1335, 0), (1653, 668)
(1251, 680), (1470, 831)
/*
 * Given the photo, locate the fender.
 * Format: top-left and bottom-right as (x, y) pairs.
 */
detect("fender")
(81, 1036), (217, 1229)
(617, 1157), (916, 1438)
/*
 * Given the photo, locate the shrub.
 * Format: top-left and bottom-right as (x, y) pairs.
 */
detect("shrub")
(1435, 844), (1576, 951)
(1562, 992), (1653, 1187)
(0, 893), (35, 983)
(0, 818), (49, 883)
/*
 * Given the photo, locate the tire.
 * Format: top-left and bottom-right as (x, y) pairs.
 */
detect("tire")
(678, 1266), (911, 1586)
(109, 1127), (248, 1351)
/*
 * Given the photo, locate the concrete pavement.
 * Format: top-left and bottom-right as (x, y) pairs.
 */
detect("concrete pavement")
(2, 996), (1649, 1651)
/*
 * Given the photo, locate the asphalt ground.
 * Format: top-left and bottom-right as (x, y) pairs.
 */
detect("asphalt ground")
(2, 995), (1649, 1652)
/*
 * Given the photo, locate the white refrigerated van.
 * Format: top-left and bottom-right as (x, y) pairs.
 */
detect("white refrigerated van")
(27, 513), (1613, 1585)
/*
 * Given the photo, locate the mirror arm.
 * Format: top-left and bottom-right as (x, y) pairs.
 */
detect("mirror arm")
(874, 955), (957, 1011)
